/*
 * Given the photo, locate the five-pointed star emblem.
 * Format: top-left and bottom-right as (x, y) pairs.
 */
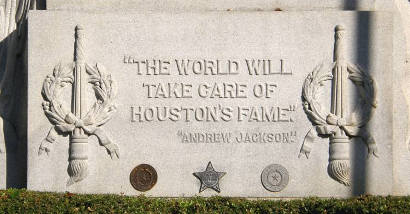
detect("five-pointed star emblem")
(193, 162), (226, 193)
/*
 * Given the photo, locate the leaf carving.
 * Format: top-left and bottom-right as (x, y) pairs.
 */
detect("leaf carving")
(302, 62), (333, 126)
(82, 63), (117, 127)
(41, 62), (73, 126)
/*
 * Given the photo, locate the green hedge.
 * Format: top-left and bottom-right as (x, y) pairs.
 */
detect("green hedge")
(0, 189), (409, 213)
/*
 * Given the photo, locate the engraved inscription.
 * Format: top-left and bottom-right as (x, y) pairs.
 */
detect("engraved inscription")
(131, 105), (296, 122)
(125, 57), (296, 126)
(177, 131), (297, 144)
(124, 58), (293, 76)
(246, 59), (292, 75)
(125, 55), (296, 149)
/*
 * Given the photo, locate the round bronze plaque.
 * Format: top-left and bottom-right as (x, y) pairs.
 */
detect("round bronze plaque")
(130, 164), (157, 192)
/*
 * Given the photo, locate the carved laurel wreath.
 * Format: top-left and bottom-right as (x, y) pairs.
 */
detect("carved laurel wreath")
(302, 62), (377, 130)
(41, 62), (117, 139)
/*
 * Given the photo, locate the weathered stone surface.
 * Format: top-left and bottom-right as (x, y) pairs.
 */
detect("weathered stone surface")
(0, 0), (36, 190)
(46, 0), (395, 11)
(0, 117), (24, 189)
(27, 10), (406, 197)
(391, 7), (410, 196)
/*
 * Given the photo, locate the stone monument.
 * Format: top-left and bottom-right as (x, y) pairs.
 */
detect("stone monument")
(0, 0), (408, 197)
(25, 10), (409, 197)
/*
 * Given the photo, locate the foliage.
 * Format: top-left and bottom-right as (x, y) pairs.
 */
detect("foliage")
(0, 189), (409, 213)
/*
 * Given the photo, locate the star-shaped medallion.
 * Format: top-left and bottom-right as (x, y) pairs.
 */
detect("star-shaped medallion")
(193, 162), (226, 193)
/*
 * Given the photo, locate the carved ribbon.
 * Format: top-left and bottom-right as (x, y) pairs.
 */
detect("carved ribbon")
(41, 112), (119, 158)
(299, 113), (378, 158)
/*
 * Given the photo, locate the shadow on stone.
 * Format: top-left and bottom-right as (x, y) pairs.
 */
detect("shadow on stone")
(345, 0), (372, 196)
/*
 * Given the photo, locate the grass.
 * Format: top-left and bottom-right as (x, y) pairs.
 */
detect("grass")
(0, 189), (409, 213)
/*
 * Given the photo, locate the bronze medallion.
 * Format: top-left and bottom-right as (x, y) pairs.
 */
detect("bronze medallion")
(130, 164), (157, 192)
(261, 164), (289, 192)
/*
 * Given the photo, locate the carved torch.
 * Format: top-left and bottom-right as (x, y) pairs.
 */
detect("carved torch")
(67, 25), (89, 185)
(39, 25), (119, 186)
(300, 25), (378, 186)
(327, 25), (351, 185)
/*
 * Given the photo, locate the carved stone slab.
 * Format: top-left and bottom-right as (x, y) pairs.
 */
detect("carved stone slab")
(27, 11), (403, 197)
